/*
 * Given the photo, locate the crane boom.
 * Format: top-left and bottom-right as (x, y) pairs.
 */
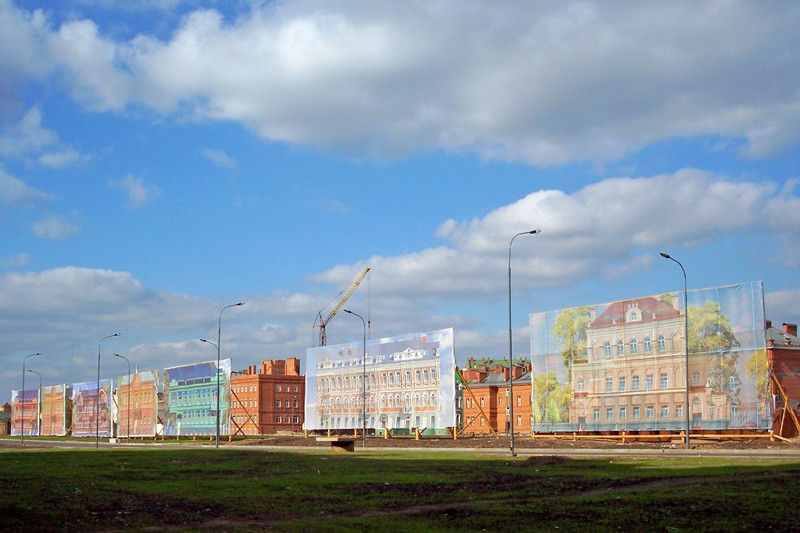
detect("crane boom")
(317, 267), (370, 346)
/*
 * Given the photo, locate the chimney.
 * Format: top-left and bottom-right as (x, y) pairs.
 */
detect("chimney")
(783, 323), (798, 337)
(766, 319), (772, 330)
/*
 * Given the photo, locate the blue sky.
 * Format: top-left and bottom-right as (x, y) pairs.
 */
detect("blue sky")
(2, 0), (799, 397)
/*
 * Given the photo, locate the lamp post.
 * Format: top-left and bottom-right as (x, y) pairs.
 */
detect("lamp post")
(27, 369), (42, 439)
(660, 252), (690, 450)
(508, 229), (541, 457)
(344, 309), (367, 448)
(209, 302), (244, 449)
(21, 352), (41, 446)
(96, 333), (121, 448)
(115, 353), (131, 442)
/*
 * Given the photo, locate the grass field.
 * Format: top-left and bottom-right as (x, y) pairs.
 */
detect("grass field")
(1, 446), (798, 532)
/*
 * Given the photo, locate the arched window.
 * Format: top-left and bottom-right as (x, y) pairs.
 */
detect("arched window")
(577, 378), (586, 392)
(630, 338), (638, 354)
(616, 340), (625, 356)
(692, 370), (702, 387)
(657, 335), (666, 352)
(430, 393), (436, 406)
(643, 337), (652, 353)
(603, 341), (612, 358)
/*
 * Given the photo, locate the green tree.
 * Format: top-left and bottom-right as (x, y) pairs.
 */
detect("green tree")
(551, 306), (592, 382)
(687, 300), (741, 401)
(532, 372), (570, 425)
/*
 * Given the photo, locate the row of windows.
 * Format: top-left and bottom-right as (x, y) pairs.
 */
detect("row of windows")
(319, 369), (438, 393)
(593, 404), (684, 420)
(465, 395), (526, 409)
(601, 335), (668, 358)
(321, 392), (438, 410)
(274, 415), (299, 424)
(467, 415), (525, 427)
(579, 373), (671, 393)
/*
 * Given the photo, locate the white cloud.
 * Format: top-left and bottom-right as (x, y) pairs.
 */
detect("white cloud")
(113, 174), (161, 208)
(0, 107), (57, 157)
(32, 214), (81, 239)
(0, 252), (29, 267)
(0, 167), (53, 205)
(4, 1), (799, 164)
(39, 147), (85, 168)
(199, 148), (237, 169)
(314, 169), (799, 299)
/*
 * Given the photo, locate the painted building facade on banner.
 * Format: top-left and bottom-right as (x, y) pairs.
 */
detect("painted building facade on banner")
(116, 370), (159, 438)
(305, 328), (456, 431)
(530, 282), (769, 433)
(163, 359), (231, 436)
(72, 380), (113, 438)
(11, 389), (39, 436)
(41, 384), (70, 436)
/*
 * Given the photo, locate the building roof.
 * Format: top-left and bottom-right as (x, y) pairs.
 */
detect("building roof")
(767, 323), (800, 347)
(591, 296), (681, 328)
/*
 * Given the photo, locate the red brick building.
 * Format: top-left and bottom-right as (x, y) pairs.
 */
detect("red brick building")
(460, 357), (532, 436)
(230, 358), (305, 436)
(767, 321), (800, 437)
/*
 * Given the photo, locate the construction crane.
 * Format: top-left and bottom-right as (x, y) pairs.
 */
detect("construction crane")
(314, 267), (370, 347)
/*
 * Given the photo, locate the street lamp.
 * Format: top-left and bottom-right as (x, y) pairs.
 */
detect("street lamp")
(96, 333), (121, 448)
(344, 309), (367, 448)
(660, 252), (691, 450)
(209, 302), (244, 449)
(21, 352), (41, 446)
(115, 353), (131, 442)
(508, 229), (541, 457)
(27, 369), (42, 439)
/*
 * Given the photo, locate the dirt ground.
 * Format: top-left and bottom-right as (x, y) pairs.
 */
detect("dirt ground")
(231, 432), (800, 450)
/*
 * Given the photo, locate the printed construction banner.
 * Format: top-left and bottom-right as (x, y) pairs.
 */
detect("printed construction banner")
(72, 380), (113, 438)
(11, 389), (40, 437)
(530, 282), (768, 433)
(40, 384), (69, 437)
(163, 359), (231, 436)
(304, 328), (456, 431)
(116, 370), (159, 438)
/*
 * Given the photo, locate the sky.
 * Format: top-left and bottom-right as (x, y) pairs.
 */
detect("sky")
(2, 0), (799, 398)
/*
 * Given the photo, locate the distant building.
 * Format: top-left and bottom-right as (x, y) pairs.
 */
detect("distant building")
(460, 357), (532, 435)
(230, 358), (305, 435)
(767, 321), (800, 437)
(0, 403), (11, 435)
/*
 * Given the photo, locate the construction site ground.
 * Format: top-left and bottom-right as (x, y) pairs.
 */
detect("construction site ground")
(231, 433), (800, 451)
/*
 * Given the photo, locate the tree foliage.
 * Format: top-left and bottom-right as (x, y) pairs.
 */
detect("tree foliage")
(532, 371), (570, 425)
(551, 306), (592, 376)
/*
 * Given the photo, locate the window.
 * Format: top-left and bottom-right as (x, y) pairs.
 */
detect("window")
(657, 335), (666, 351)
(517, 395), (522, 407)
(661, 405), (670, 418)
(606, 408), (613, 420)
(605, 377), (613, 392)
(603, 341), (612, 358)
(285, 400), (290, 408)
(693, 370), (702, 386)
(630, 338), (638, 354)
(517, 415), (522, 427)
(633, 406), (640, 419)
(646, 405), (654, 418)
(632, 375), (640, 391)
(616, 340), (624, 356)
(660, 373), (668, 389)
(577, 378), (586, 392)
(480, 398), (485, 408)
(644, 337), (652, 353)
(645, 374), (654, 390)
(276, 385), (281, 392)
(618, 376), (626, 392)
(676, 404), (683, 418)
(619, 407), (627, 419)
(275, 400), (281, 408)
(275, 415), (280, 423)
(593, 408), (600, 420)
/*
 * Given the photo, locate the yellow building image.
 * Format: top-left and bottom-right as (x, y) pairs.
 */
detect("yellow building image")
(570, 295), (742, 431)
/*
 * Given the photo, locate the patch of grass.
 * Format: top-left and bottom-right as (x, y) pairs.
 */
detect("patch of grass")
(0, 447), (798, 531)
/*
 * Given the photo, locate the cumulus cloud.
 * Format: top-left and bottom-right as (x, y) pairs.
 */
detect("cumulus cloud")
(313, 169), (799, 299)
(113, 174), (161, 208)
(3, 1), (799, 164)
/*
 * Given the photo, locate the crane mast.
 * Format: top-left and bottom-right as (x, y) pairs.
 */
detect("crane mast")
(316, 267), (370, 346)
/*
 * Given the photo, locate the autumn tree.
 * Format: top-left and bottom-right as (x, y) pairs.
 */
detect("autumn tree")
(532, 371), (570, 426)
(687, 300), (741, 401)
(745, 349), (770, 415)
